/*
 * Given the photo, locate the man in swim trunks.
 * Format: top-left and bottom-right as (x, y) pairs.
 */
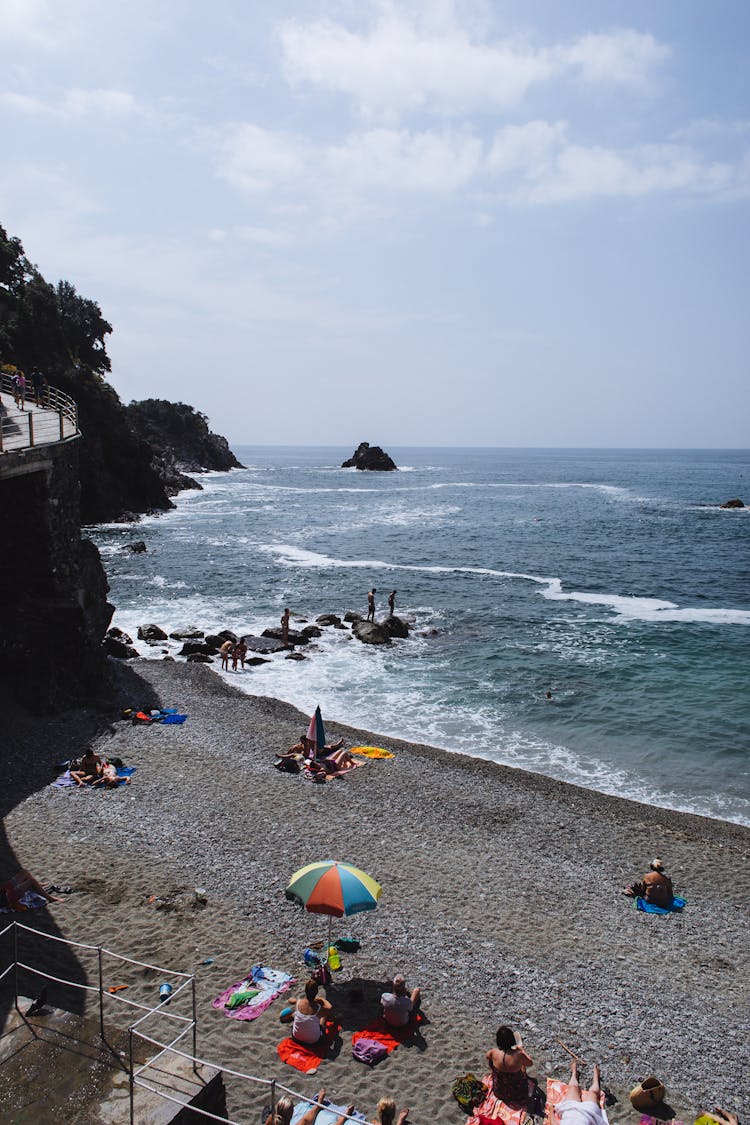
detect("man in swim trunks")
(623, 858), (674, 907)
(388, 590), (396, 615)
(380, 975), (421, 1028)
(367, 588), (376, 621)
(219, 639), (234, 670)
(281, 608), (291, 644)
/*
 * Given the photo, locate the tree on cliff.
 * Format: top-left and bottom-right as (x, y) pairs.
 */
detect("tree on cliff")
(1, 221), (241, 522)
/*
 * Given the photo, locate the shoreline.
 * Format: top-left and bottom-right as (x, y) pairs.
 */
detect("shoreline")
(2, 657), (748, 1120)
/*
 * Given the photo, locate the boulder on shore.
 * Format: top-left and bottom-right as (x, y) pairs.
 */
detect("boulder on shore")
(720, 498), (745, 508)
(137, 623), (168, 643)
(383, 614), (410, 639)
(341, 442), (397, 471)
(122, 540), (147, 554)
(351, 619), (392, 645)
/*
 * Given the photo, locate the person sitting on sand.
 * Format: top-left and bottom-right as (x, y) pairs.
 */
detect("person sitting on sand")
(264, 1088), (353, 1125)
(623, 858), (674, 907)
(380, 975), (421, 1028)
(219, 639), (234, 670)
(487, 1026), (535, 1108)
(292, 979), (334, 1045)
(0, 869), (60, 910)
(554, 1061), (607, 1125)
(70, 750), (103, 787)
(372, 1098), (409, 1125)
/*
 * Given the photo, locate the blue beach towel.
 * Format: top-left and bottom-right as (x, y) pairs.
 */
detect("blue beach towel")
(636, 895), (686, 914)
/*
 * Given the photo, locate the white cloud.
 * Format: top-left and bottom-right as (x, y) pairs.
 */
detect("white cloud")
(0, 0), (62, 48)
(216, 123), (306, 193)
(279, 11), (668, 119)
(0, 87), (143, 120)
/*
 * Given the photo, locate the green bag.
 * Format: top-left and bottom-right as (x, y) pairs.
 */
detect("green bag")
(451, 1073), (487, 1114)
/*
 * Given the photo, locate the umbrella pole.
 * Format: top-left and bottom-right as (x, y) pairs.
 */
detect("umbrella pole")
(326, 914), (332, 966)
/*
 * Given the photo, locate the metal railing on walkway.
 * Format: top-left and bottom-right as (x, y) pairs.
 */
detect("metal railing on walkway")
(0, 920), (362, 1125)
(0, 371), (79, 453)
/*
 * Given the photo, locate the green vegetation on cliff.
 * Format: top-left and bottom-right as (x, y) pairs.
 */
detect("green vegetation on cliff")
(0, 222), (242, 523)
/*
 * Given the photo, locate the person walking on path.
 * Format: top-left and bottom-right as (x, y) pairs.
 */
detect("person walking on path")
(13, 370), (26, 409)
(387, 590), (396, 616)
(367, 588), (376, 621)
(31, 367), (46, 407)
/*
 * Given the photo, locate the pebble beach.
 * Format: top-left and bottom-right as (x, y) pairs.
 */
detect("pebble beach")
(1, 656), (749, 1123)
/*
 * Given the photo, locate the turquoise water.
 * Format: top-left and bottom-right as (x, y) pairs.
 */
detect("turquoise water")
(91, 447), (750, 825)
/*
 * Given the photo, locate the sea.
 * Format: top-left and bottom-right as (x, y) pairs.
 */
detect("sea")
(89, 447), (750, 827)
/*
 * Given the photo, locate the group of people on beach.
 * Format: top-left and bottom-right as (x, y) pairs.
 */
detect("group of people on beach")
(70, 748), (127, 788)
(219, 637), (248, 671)
(274, 733), (355, 780)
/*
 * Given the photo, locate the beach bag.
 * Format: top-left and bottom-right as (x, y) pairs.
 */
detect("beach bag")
(451, 1073), (487, 1113)
(352, 1037), (388, 1066)
(629, 1076), (665, 1111)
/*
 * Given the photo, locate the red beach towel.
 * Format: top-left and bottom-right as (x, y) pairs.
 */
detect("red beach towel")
(351, 1012), (425, 1054)
(277, 1020), (339, 1073)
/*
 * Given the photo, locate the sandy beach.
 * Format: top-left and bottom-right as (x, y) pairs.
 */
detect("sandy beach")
(1, 656), (748, 1123)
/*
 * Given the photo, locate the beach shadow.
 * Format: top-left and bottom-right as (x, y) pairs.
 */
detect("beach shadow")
(324, 976), (428, 1051)
(0, 661), (162, 1030)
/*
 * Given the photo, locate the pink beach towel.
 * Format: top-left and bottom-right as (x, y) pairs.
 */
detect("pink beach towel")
(467, 1073), (530, 1125)
(212, 965), (294, 1021)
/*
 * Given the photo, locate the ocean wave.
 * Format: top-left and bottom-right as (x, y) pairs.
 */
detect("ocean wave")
(543, 583), (750, 626)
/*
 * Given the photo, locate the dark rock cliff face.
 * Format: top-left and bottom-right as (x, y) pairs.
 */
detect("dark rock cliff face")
(51, 379), (243, 524)
(0, 441), (114, 711)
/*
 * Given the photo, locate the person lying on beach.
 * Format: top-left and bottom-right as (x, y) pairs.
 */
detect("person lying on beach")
(292, 979), (334, 1045)
(486, 1025), (536, 1108)
(380, 975), (421, 1028)
(372, 1098), (409, 1125)
(306, 748), (355, 780)
(623, 858), (674, 907)
(264, 1088), (354, 1125)
(94, 761), (130, 788)
(554, 1061), (607, 1125)
(70, 750), (103, 786)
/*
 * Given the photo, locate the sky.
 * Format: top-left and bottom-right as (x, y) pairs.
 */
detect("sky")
(1, 0), (749, 448)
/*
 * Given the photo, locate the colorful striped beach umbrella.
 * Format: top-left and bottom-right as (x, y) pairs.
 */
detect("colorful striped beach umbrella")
(286, 860), (382, 956)
(306, 706), (326, 751)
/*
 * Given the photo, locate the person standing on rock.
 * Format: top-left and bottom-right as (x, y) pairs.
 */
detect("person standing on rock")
(367, 588), (376, 621)
(387, 590), (396, 616)
(281, 608), (291, 644)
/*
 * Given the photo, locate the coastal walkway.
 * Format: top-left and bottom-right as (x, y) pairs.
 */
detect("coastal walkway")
(0, 372), (79, 455)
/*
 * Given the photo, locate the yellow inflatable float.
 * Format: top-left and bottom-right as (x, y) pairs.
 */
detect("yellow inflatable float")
(350, 745), (394, 760)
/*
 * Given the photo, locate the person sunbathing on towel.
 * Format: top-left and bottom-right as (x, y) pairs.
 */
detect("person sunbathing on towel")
(486, 1025), (535, 1107)
(554, 1061), (607, 1125)
(95, 761), (129, 788)
(264, 1088), (354, 1125)
(292, 979), (334, 1045)
(70, 750), (103, 787)
(622, 858), (674, 907)
(380, 975), (421, 1028)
